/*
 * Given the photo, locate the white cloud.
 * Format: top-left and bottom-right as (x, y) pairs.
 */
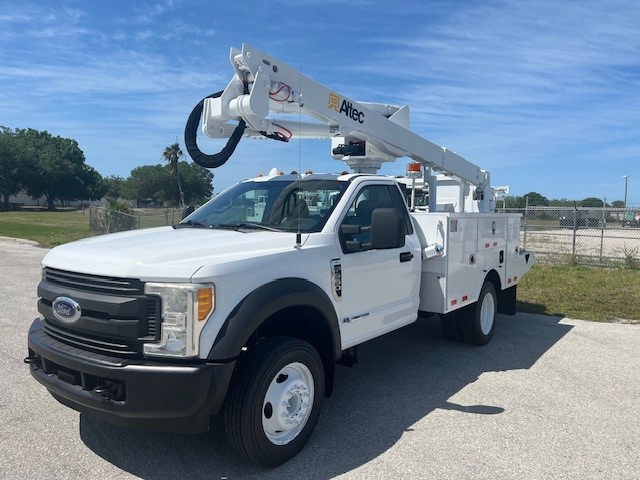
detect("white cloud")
(1, 0), (638, 201)
(132, 0), (178, 24)
(321, 0), (640, 199)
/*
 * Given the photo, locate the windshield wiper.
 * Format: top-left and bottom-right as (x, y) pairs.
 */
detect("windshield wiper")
(173, 220), (212, 229)
(238, 222), (285, 232)
(213, 222), (284, 232)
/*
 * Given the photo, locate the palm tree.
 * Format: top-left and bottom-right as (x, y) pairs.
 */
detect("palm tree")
(162, 142), (185, 207)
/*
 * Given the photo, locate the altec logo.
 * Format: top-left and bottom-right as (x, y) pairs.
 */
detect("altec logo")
(328, 93), (364, 124)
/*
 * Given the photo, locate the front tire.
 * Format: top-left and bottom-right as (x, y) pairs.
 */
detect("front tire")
(462, 282), (497, 346)
(224, 337), (325, 467)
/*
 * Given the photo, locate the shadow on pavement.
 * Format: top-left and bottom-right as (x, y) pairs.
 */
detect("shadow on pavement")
(79, 312), (570, 479)
(517, 300), (558, 317)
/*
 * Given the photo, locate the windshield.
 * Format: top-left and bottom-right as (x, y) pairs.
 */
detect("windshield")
(182, 178), (346, 233)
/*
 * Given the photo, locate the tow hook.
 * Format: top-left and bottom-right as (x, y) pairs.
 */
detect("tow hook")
(92, 384), (118, 402)
(23, 356), (38, 365)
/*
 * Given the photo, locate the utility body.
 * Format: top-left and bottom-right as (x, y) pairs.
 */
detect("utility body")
(26, 44), (534, 466)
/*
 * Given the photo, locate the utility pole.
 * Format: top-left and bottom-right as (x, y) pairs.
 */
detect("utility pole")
(623, 175), (629, 208)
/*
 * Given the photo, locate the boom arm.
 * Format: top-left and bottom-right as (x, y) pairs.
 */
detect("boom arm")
(189, 43), (493, 212)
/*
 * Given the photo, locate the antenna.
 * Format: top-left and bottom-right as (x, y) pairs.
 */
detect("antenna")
(298, 64), (303, 182)
(295, 65), (303, 249)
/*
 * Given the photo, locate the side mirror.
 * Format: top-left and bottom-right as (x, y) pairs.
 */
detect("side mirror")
(182, 205), (195, 220)
(340, 224), (363, 235)
(340, 224), (369, 253)
(371, 208), (405, 249)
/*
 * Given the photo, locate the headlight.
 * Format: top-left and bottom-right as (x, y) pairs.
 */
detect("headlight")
(143, 283), (214, 358)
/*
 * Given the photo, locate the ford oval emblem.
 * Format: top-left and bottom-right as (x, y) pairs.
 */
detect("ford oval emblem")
(52, 297), (82, 323)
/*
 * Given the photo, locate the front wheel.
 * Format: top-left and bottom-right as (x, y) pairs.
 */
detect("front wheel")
(462, 281), (497, 346)
(224, 337), (325, 467)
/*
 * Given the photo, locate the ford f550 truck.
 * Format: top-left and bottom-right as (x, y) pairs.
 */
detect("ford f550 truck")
(26, 44), (534, 466)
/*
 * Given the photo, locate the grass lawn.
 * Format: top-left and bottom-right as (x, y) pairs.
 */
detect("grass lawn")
(1, 210), (639, 322)
(0, 210), (92, 247)
(0, 208), (182, 247)
(517, 264), (640, 322)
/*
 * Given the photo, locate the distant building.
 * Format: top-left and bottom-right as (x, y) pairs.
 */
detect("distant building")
(8, 191), (107, 208)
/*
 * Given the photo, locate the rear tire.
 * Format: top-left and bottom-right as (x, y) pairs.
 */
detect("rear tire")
(224, 337), (325, 467)
(462, 282), (497, 346)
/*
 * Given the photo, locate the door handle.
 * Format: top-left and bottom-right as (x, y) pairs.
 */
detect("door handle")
(399, 251), (414, 263)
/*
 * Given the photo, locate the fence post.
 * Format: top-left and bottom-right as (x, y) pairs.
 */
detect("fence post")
(572, 209), (577, 257)
(599, 200), (605, 265)
(523, 196), (528, 250)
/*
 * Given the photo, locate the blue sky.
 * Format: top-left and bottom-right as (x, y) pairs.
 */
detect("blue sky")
(1, 0), (639, 204)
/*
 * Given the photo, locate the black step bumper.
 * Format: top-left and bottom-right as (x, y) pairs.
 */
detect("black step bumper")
(26, 318), (235, 433)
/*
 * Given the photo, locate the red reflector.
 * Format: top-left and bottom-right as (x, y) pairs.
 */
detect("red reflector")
(493, 242), (498, 247)
(451, 299), (457, 306)
(514, 276), (518, 281)
(462, 295), (468, 301)
(485, 243), (490, 248)
(508, 278), (512, 284)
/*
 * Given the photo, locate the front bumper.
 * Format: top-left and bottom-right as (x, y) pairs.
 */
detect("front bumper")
(26, 318), (235, 433)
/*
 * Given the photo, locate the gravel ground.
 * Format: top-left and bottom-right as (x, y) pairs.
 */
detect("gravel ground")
(523, 227), (640, 263)
(1, 238), (639, 479)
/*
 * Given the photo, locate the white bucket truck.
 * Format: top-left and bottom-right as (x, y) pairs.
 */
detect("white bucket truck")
(26, 44), (534, 466)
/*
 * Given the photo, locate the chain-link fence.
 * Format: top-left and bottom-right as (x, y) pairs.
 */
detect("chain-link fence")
(89, 207), (183, 235)
(505, 206), (640, 267)
(88, 205), (640, 268)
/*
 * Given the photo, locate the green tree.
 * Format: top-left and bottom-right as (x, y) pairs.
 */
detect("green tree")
(523, 191), (549, 206)
(122, 164), (172, 206)
(580, 197), (606, 207)
(162, 143), (185, 207)
(0, 127), (23, 210)
(179, 161), (214, 205)
(504, 195), (525, 209)
(123, 162), (213, 207)
(14, 129), (104, 209)
(549, 198), (574, 207)
(81, 166), (107, 203)
(612, 200), (625, 208)
(103, 175), (126, 199)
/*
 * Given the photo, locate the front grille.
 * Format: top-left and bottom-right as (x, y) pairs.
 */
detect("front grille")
(39, 268), (160, 357)
(43, 267), (144, 296)
(42, 319), (138, 356)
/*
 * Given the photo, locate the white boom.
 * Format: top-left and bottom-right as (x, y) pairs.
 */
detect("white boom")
(198, 43), (493, 212)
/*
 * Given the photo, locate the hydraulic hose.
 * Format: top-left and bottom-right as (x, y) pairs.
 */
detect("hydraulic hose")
(184, 90), (247, 169)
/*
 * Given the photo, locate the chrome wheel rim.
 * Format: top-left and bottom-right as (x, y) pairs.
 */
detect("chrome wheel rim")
(262, 362), (314, 445)
(480, 291), (496, 335)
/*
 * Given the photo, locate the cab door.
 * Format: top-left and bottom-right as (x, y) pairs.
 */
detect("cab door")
(336, 183), (421, 349)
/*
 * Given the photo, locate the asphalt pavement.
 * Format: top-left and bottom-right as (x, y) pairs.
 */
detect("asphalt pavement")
(1, 237), (639, 479)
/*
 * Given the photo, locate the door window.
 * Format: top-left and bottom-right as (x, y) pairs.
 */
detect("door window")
(340, 185), (401, 252)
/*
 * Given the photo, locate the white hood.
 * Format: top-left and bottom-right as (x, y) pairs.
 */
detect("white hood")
(42, 226), (303, 281)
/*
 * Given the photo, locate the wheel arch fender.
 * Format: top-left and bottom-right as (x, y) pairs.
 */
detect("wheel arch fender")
(483, 268), (516, 315)
(483, 269), (502, 293)
(208, 278), (341, 394)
